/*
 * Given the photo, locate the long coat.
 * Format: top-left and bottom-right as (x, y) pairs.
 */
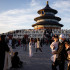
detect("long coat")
(0, 41), (9, 70)
(29, 42), (33, 57)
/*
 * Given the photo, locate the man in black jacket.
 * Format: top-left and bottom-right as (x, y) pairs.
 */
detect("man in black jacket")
(52, 34), (67, 70)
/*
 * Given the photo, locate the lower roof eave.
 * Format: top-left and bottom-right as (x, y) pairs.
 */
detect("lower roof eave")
(32, 24), (63, 27)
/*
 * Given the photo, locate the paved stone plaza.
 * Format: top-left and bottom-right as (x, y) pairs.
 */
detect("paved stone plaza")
(12, 44), (68, 70)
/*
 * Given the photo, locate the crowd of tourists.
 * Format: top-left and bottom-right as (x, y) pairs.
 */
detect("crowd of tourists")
(0, 33), (70, 70)
(0, 34), (47, 70)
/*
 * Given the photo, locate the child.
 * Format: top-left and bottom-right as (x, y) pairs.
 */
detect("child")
(50, 35), (59, 62)
(11, 52), (23, 68)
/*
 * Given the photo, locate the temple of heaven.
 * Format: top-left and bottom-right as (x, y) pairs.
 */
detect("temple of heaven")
(32, 1), (63, 30)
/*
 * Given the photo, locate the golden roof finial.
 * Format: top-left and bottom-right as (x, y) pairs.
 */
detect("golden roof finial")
(47, 1), (49, 5)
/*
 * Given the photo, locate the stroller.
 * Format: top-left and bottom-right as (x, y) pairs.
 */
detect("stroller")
(65, 41), (70, 70)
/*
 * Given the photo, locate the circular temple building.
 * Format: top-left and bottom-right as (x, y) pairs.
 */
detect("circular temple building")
(32, 1), (63, 30)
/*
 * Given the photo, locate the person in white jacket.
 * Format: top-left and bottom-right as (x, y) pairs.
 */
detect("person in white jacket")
(29, 38), (33, 57)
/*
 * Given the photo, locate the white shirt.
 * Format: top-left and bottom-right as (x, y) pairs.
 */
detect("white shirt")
(50, 41), (59, 62)
(50, 41), (58, 52)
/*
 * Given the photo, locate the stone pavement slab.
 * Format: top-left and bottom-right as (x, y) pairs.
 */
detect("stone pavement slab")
(10, 44), (68, 70)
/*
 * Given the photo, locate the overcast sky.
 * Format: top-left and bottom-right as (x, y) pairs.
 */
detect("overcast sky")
(0, 0), (70, 33)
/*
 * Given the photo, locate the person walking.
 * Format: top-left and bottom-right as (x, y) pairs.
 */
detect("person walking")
(29, 38), (33, 57)
(22, 37), (27, 51)
(35, 39), (37, 52)
(36, 38), (42, 52)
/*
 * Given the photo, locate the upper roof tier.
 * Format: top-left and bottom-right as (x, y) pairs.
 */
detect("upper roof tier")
(38, 1), (58, 14)
(34, 15), (61, 21)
